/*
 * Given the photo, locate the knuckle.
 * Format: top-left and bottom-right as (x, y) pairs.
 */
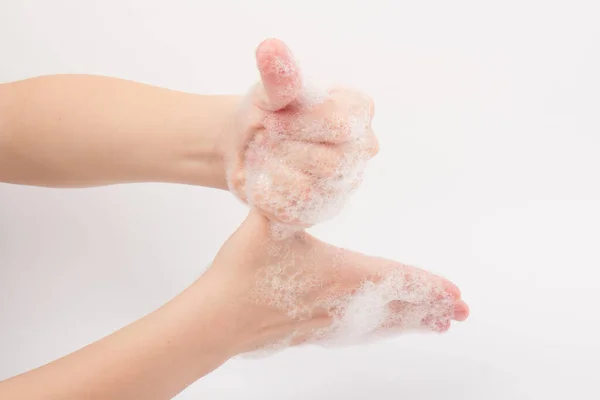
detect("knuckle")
(368, 133), (380, 156)
(367, 97), (375, 118)
(321, 150), (343, 177)
(327, 116), (352, 142)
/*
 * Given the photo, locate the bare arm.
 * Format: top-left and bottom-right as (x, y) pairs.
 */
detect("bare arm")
(0, 208), (470, 399)
(0, 75), (240, 188)
(0, 277), (238, 400)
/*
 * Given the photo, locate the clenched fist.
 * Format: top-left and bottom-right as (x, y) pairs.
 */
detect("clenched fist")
(221, 39), (378, 226)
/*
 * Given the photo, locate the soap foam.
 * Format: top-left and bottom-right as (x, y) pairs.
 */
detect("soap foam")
(242, 235), (454, 357)
(227, 75), (453, 358)
(241, 82), (372, 226)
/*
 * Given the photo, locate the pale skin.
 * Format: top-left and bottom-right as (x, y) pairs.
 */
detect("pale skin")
(0, 39), (470, 399)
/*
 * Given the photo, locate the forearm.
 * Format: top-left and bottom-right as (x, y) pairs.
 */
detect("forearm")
(0, 75), (240, 188)
(0, 280), (237, 399)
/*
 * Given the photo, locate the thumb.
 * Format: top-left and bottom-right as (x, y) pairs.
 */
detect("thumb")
(255, 38), (302, 111)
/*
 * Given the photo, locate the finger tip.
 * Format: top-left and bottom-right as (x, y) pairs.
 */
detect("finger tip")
(257, 37), (285, 51)
(453, 300), (470, 321)
(443, 280), (462, 300)
(256, 38), (291, 67)
(370, 135), (380, 157)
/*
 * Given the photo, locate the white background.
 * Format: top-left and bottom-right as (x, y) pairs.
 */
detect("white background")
(1, 1), (599, 399)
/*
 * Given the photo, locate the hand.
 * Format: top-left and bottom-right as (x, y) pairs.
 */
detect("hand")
(221, 39), (379, 226)
(196, 211), (469, 355)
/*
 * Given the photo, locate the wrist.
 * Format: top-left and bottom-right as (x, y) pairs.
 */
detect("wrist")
(157, 94), (242, 190)
(184, 268), (268, 358)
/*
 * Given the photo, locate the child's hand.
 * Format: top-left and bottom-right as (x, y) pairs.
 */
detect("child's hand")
(222, 39), (378, 226)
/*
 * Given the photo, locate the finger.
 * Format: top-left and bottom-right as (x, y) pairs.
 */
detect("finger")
(367, 132), (379, 157)
(348, 130), (379, 160)
(384, 301), (455, 332)
(453, 300), (470, 321)
(255, 38), (302, 111)
(348, 256), (455, 304)
(244, 161), (314, 225)
(273, 138), (375, 178)
(272, 140), (344, 178)
(361, 91), (375, 120)
(381, 301), (424, 330)
(264, 90), (372, 144)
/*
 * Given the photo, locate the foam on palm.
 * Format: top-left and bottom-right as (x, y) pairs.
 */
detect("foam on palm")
(242, 234), (455, 357)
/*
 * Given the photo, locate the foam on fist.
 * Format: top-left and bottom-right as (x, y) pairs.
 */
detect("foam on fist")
(224, 39), (378, 227)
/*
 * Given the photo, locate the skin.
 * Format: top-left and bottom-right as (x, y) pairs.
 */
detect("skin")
(0, 210), (468, 399)
(0, 38), (469, 399)
(0, 73), (235, 189)
(225, 39), (379, 226)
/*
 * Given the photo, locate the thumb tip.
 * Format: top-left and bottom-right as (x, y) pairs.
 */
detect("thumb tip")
(256, 38), (288, 56)
(255, 38), (294, 73)
(255, 38), (302, 110)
